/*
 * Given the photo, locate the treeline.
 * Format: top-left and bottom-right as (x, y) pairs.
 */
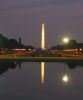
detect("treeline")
(0, 33), (34, 50)
(50, 39), (83, 50)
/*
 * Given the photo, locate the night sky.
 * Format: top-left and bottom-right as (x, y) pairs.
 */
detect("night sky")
(0, 0), (83, 47)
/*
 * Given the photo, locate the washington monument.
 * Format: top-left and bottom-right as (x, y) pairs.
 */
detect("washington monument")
(41, 22), (45, 50)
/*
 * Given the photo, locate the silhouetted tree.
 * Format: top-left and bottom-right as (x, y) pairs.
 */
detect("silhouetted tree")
(0, 33), (35, 49)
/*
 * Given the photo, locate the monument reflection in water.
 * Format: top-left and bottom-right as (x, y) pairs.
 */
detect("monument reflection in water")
(41, 62), (45, 85)
(0, 61), (83, 100)
(0, 61), (83, 83)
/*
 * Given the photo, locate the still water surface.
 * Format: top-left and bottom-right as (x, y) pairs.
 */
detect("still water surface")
(0, 61), (83, 100)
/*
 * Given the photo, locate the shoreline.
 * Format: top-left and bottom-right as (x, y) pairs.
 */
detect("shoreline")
(0, 57), (83, 62)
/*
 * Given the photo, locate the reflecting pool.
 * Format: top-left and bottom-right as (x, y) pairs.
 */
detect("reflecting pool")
(0, 61), (83, 100)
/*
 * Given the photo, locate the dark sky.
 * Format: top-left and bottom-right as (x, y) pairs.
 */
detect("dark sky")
(0, 0), (83, 47)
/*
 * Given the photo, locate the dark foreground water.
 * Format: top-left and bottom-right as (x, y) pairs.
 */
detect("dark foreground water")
(0, 61), (83, 100)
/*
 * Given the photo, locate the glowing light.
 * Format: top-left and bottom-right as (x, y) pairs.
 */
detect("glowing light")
(62, 74), (68, 83)
(41, 62), (45, 85)
(41, 22), (45, 50)
(76, 49), (77, 51)
(63, 37), (69, 44)
(80, 48), (82, 51)
(29, 48), (31, 51)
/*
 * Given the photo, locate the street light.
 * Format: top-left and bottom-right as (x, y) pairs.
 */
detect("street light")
(62, 74), (69, 83)
(63, 37), (69, 44)
(62, 37), (69, 52)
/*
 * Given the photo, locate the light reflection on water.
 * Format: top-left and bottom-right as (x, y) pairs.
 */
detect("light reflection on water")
(0, 61), (83, 100)
(41, 62), (45, 85)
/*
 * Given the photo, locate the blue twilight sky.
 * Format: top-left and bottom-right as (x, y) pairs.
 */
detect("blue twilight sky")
(0, 0), (83, 47)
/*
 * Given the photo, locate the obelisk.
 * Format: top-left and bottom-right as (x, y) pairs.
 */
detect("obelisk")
(41, 22), (45, 50)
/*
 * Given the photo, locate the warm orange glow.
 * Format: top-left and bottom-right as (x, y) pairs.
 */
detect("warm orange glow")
(41, 62), (45, 85)
(41, 22), (45, 50)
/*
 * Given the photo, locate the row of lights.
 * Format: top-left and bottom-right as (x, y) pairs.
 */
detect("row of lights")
(0, 48), (26, 51)
(64, 48), (83, 51)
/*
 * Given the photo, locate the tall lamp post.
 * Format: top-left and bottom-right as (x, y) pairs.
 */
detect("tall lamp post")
(62, 37), (69, 53)
(62, 37), (69, 83)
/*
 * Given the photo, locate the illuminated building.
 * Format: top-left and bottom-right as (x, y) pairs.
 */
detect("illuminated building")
(41, 22), (45, 50)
